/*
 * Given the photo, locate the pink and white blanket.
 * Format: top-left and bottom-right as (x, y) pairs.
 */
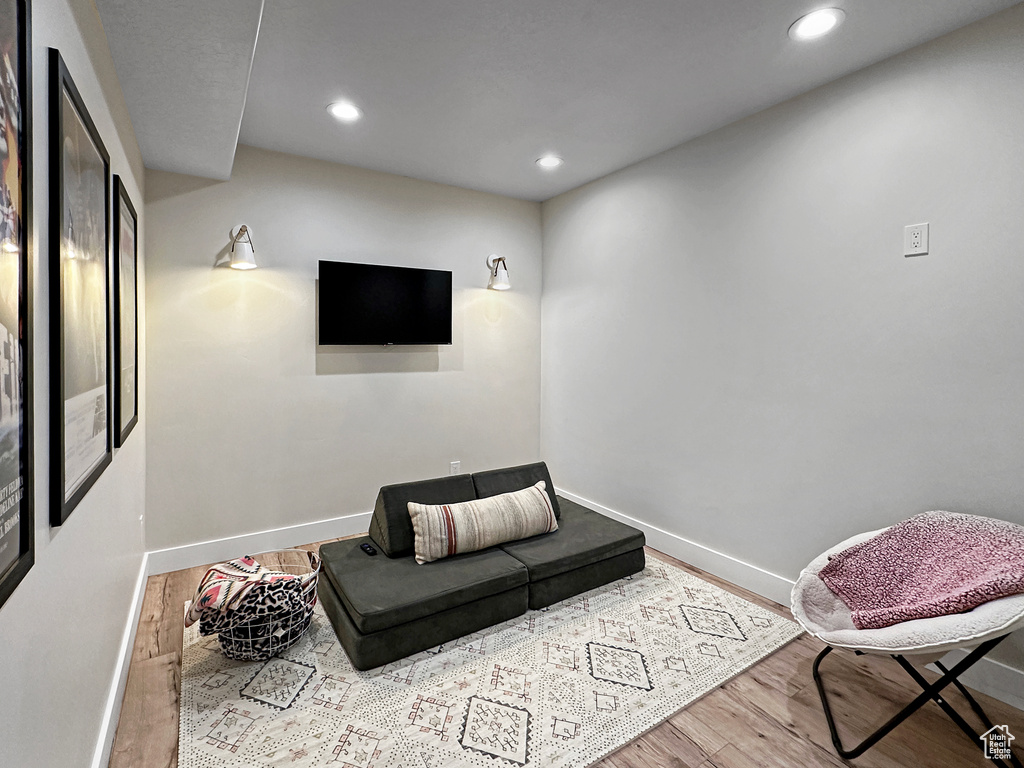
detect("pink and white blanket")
(184, 556), (300, 628)
(818, 511), (1024, 630)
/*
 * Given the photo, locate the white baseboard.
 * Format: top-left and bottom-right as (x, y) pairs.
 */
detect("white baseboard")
(147, 511), (373, 574)
(556, 487), (796, 606)
(93, 512), (374, 763)
(931, 649), (1024, 712)
(557, 487), (1024, 713)
(92, 552), (149, 768)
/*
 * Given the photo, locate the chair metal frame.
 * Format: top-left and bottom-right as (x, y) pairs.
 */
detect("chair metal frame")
(812, 634), (1022, 767)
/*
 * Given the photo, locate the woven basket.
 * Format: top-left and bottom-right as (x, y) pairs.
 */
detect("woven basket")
(214, 549), (321, 662)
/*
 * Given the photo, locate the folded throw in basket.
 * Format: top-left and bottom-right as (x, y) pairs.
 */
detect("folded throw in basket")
(185, 553), (318, 627)
(186, 552), (321, 661)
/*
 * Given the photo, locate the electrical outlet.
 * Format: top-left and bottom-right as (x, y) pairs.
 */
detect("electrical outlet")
(904, 223), (929, 257)
(450, 460), (461, 475)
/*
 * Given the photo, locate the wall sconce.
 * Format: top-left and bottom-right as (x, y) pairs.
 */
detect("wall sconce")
(486, 254), (510, 291)
(230, 225), (258, 270)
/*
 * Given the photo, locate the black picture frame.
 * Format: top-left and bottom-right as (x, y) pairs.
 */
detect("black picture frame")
(0, 0), (33, 609)
(49, 48), (111, 527)
(113, 175), (137, 447)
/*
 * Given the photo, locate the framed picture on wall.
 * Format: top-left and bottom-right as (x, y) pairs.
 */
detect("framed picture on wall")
(49, 48), (111, 526)
(113, 175), (137, 447)
(0, 0), (33, 608)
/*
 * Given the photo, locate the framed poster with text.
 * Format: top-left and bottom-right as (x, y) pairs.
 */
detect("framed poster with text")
(49, 48), (110, 526)
(0, 0), (33, 608)
(113, 175), (137, 446)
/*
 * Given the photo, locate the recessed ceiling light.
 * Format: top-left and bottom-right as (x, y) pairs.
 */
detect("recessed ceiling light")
(788, 8), (845, 41)
(327, 101), (362, 123)
(536, 154), (563, 169)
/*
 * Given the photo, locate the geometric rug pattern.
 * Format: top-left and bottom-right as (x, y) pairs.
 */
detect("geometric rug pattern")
(179, 556), (802, 768)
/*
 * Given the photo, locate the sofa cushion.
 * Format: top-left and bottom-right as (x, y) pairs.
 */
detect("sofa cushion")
(499, 497), (645, 582)
(527, 548), (646, 609)
(319, 536), (529, 634)
(317, 573), (528, 671)
(409, 481), (558, 564)
(368, 474), (477, 558)
(472, 462), (561, 519)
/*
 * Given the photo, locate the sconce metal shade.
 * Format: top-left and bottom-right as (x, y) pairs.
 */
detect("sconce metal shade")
(486, 254), (510, 290)
(230, 225), (258, 270)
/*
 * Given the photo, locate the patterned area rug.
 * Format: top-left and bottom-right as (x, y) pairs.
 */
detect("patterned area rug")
(179, 555), (802, 768)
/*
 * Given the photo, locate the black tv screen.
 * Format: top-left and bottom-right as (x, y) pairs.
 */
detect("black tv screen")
(318, 260), (453, 345)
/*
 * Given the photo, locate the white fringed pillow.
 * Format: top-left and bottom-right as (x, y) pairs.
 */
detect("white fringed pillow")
(408, 481), (558, 564)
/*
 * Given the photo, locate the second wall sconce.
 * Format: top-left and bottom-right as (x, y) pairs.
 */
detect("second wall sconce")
(486, 254), (510, 291)
(230, 225), (258, 270)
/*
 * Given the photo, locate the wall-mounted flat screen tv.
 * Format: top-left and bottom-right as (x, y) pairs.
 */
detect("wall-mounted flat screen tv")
(318, 260), (453, 345)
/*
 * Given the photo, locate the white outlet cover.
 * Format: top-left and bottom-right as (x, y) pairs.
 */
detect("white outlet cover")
(904, 222), (929, 257)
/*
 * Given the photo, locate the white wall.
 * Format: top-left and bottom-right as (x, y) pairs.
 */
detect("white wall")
(541, 5), (1024, 673)
(0, 0), (146, 765)
(145, 145), (541, 550)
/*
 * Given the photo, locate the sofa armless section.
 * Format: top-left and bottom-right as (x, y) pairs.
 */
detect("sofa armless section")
(320, 537), (528, 634)
(317, 536), (529, 669)
(318, 567), (527, 671)
(499, 497), (646, 609)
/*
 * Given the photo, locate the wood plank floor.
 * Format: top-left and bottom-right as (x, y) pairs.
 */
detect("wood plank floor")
(110, 543), (1024, 768)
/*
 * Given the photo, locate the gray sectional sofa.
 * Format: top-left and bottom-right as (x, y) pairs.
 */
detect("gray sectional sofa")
(317, 462), (645, 670)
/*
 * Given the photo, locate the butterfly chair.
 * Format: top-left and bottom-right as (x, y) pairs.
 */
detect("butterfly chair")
(792, 527), (1024, 768)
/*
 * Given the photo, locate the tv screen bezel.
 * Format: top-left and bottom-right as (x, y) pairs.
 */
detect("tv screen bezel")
(317, 260), (453, 346)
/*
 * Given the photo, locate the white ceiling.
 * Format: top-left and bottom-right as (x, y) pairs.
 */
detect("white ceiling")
(96, 0), (264, 180)
(97, 0), (1020, 201)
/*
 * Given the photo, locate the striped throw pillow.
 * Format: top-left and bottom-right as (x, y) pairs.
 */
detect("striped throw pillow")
(408, 481), (558, 564)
